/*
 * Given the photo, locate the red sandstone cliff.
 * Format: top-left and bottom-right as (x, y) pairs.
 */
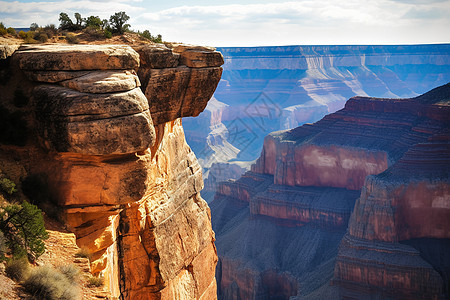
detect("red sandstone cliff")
(211, 83), (450, 299)
(335, 128), (450, 300)
(0, 43), (223, 299)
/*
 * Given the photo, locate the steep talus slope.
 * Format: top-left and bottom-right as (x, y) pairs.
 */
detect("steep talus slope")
(211, 83), (450, 299)
(184, 44), (450, 201)
(0, 43), (223, 299)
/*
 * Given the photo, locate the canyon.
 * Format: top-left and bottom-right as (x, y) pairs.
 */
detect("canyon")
(0, 43), (223, 299)
(211, 83), (450, 299)
(183, 44), (450, 201)
(1, 41), (449, 300)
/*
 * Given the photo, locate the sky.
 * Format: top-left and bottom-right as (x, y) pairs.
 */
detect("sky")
(0, 0), (449, 46)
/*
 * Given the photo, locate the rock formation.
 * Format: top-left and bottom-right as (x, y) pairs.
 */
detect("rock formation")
(211, 83), (450, 299)
(335, 134), (450, 297)
(183, 44), (450, 201)
(0, 43), (223, 299)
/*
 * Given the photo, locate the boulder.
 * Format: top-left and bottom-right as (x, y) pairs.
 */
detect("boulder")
(182, 67), (223, 117)
(15, 44), (140, 71)
(34, 85), (155, 155)
(133, 45), (179, 69)
(180, 50), (224, 68)
(60, 70), (140, 93)
(23, 70), (91, 83)
(144, 66), (191, 125)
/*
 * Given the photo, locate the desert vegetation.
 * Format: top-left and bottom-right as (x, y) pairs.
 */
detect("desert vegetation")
(0, 174), (85, 299)
(0, 11), (163, 44)
(0, 175), (48, 262)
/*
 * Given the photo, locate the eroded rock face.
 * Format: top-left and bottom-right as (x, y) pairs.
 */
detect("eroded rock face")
(2, 43), (223, 300)
(211, 84), (450, 299)
(33, 85), (154, 155)
(335, 128), (450, 299)
(184, 44), (450, 201)
(135, 44), (223, 125)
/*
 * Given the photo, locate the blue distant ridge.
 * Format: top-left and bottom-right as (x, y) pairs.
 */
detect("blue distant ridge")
(14, 28), (30, 32)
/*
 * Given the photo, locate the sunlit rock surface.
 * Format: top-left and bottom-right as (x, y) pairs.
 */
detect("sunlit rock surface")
(0, 43), (223, 299)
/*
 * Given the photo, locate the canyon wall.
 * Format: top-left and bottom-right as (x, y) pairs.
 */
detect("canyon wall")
(0, 43), (223, 299)
(335, 130), (450, 299)
(211, 83), (450, 299)
(183, 44), (450, 201)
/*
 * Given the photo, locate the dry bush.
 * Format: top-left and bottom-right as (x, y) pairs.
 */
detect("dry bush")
(23, 265), (81, 300)
(65, 33), (79, 44)
(58, 264), (80, 282)
(87, 276), (104, 287)
(5, 258), (30, 281)
(74, 247), (91, 259)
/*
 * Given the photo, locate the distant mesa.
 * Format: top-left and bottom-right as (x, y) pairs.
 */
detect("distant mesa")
(183, 44), (450, 202)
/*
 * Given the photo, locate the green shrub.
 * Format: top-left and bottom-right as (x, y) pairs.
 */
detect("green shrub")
(109, 11), (130, 34)
(30, 23), (39, 31)
(85, 16), (102, 29)
(87, 275), (104, 287)
(23, 266), (81, 300)
(74, 247), (91, 259)
(138, 30), (163, 43)
(35, 32), (48, 43)
(0, 177), (17, 195)
(6, 27), (16, 35)
(0, 27), (6, 36)
(5, 258), (30, 281)
(22, 31), (38, 44)
(65, 33), (79, 44)
(84, 26), (104, 39)
(43, 24), (58, 38)
(0, 201), (48, 261)
(58, 264), (79, 282)
(18, 30), (27, 39)
(104, 29), (112, 39)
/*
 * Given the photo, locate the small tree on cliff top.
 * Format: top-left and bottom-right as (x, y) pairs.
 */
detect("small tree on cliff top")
(109, 11), (130, 34)
(59, 12), (74, 30)
(85, 16), (103, 29)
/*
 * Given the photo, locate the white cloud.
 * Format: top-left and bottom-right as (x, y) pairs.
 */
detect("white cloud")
(0, 1), (142, 27)
(1, 0), (449, 46)
(134, 0), (449, 46)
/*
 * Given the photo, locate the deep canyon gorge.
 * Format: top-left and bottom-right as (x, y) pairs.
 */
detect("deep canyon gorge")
(183, 44), (450, 202)
(0, 41), (449, 300)
(211, 83), (450, 299)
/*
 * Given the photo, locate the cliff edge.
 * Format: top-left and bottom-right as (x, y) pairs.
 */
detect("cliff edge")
(0, 43), (223, 299)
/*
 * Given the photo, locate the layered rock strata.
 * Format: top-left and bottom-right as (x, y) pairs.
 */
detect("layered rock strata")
(1, 43), (223, 299)
(335, 128), (450, 299)
(211, 83), (450, 299)
(184, 44), (450, 200)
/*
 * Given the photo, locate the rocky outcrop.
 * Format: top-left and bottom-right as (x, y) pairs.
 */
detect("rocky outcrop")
(184, 44), (450, 198)
(137, 44), (223, 125)
(335, 127), (450, 299)
(0, 43), (223, 299)
(211, 83), (450, 299)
